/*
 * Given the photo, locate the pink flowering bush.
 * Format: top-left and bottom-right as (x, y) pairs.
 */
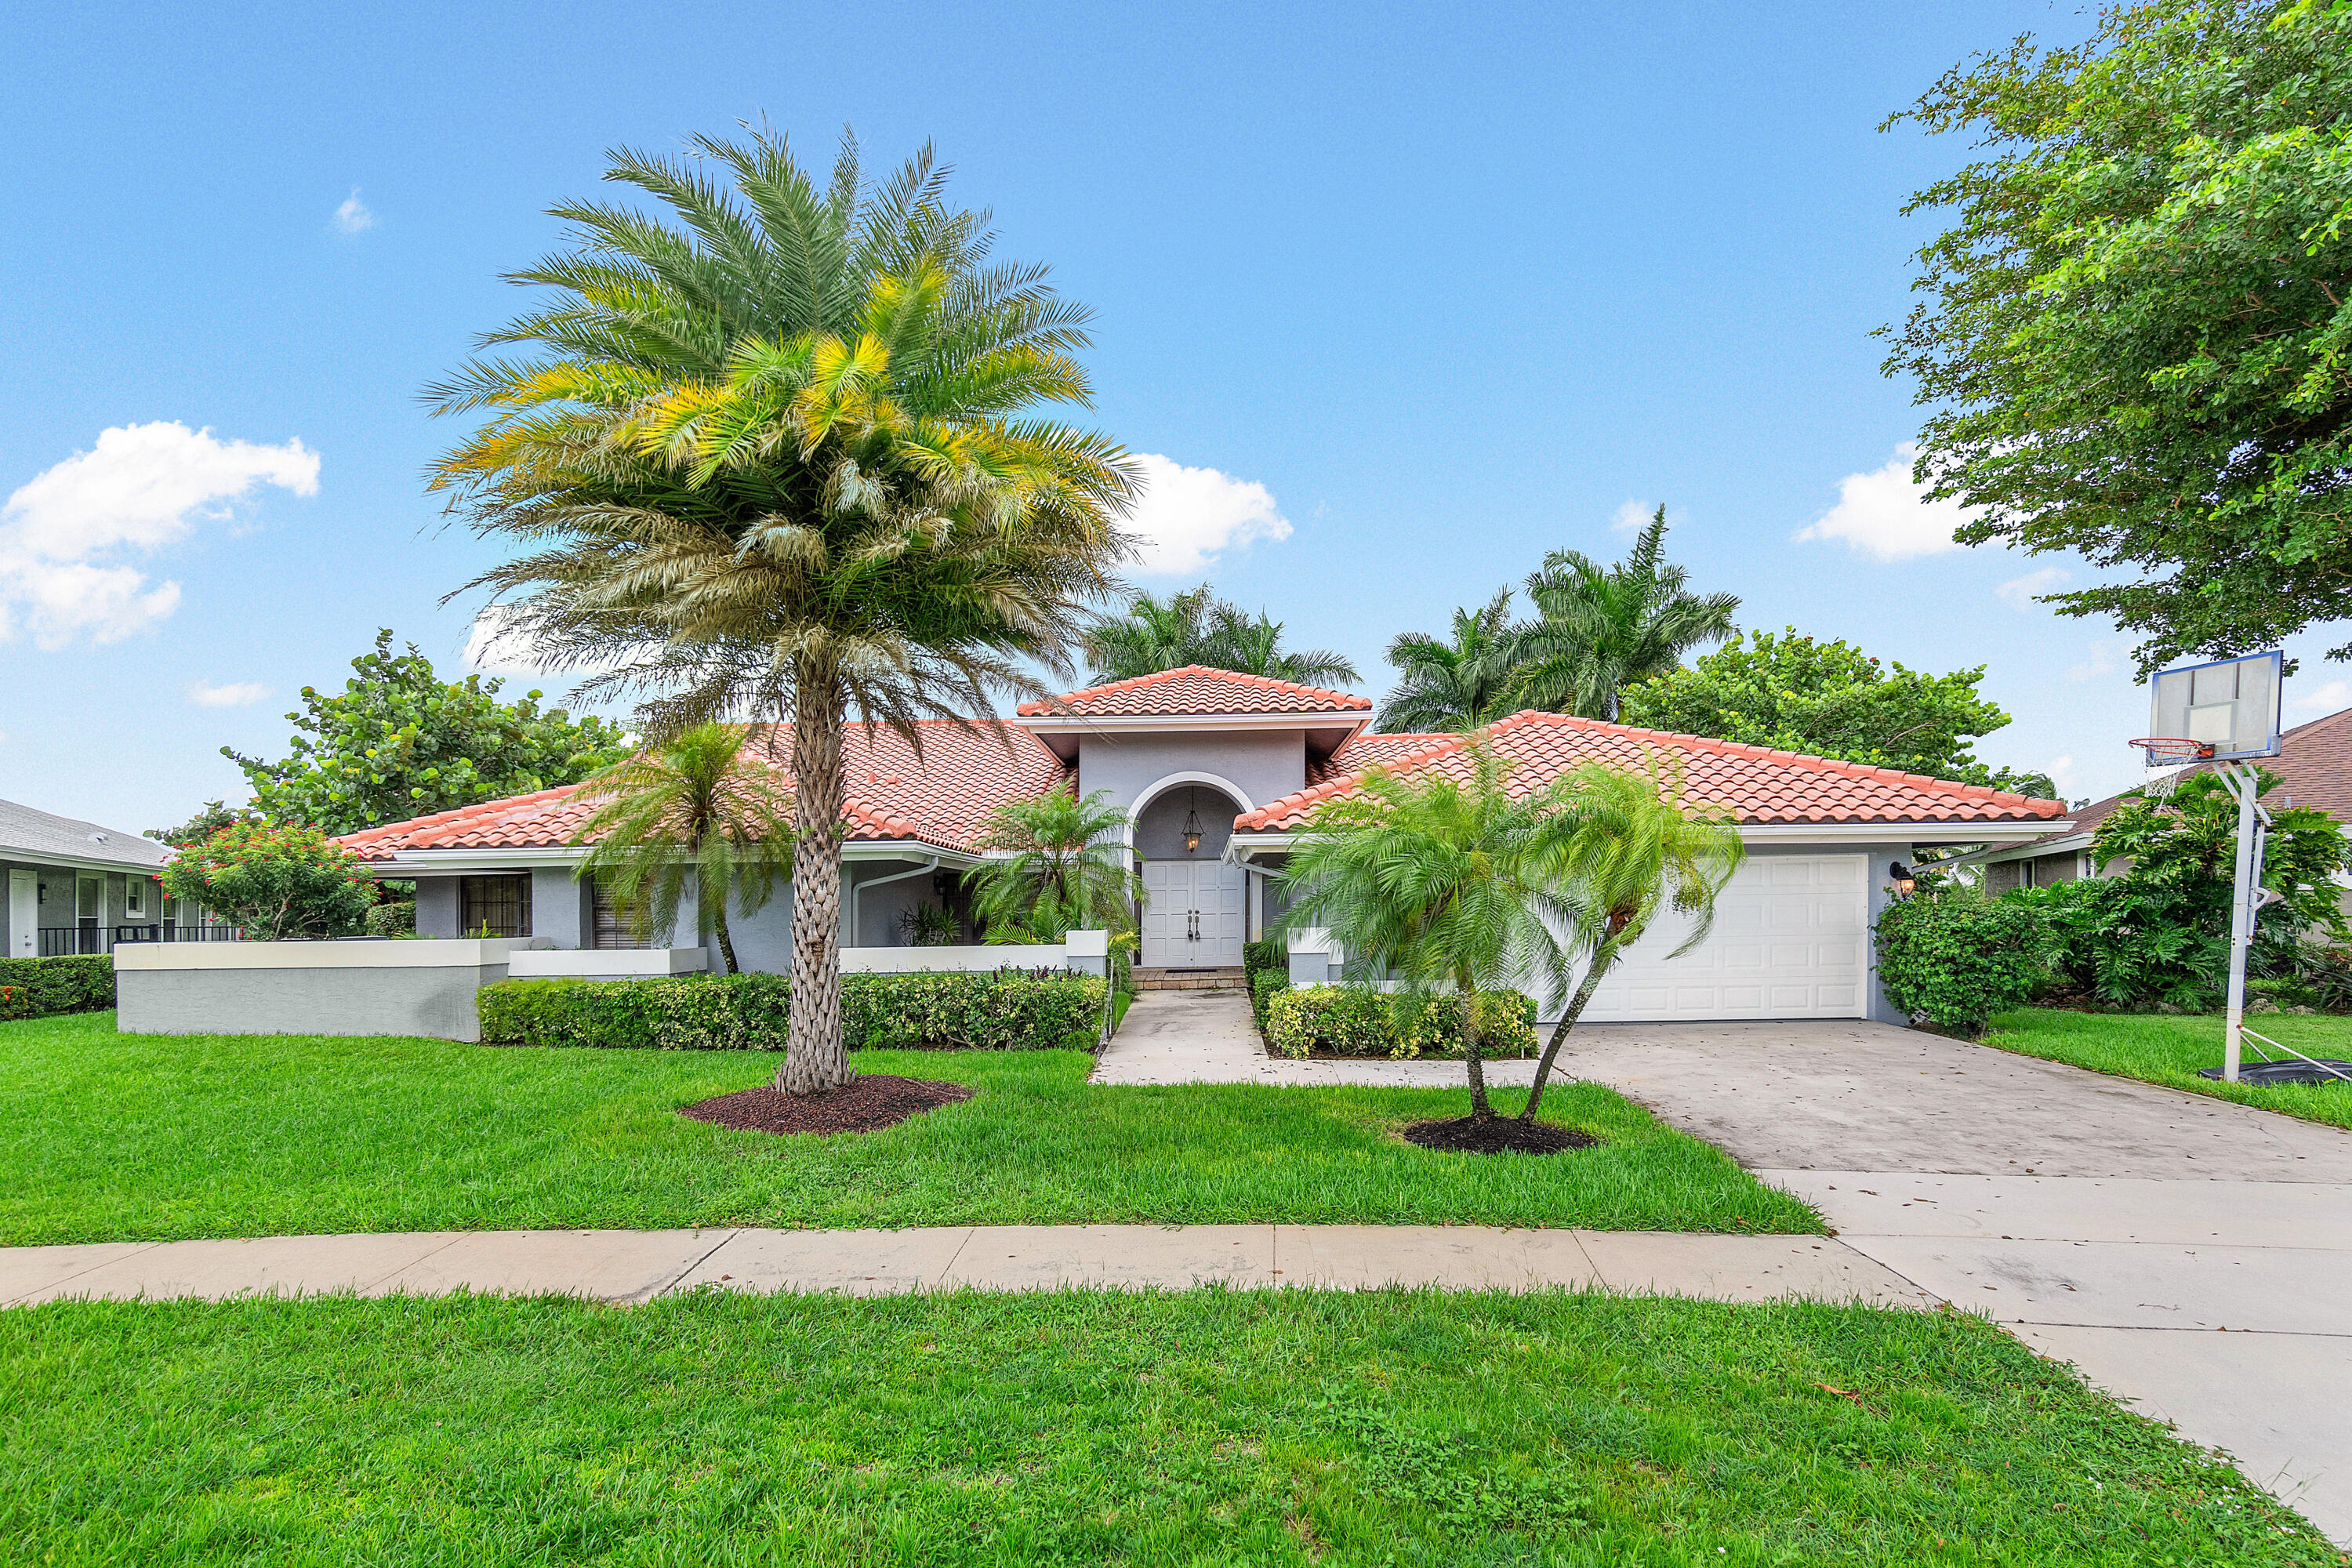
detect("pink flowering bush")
(159, 823), (375, 941)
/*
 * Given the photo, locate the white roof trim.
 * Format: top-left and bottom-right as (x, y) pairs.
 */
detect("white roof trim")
(1230, 820), (2071, 858)
(1013, 710), (1370, 738)
(361, 842), (982, 876)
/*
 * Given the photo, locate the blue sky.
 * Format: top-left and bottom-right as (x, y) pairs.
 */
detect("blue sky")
(4, 0), (2342, 836)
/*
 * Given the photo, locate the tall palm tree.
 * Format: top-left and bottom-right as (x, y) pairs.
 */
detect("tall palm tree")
(962, 786), (1142, 942)
(569, 724), (793, 975)
(1518, 755), (1743, 1120)
(1377, 588), (1521, 733)
(1277, 744), (1574, 1120)
(430, 128), (1134, 1094)
(1081, 583), (1357, 686)
(1509, 509), (1738, 721)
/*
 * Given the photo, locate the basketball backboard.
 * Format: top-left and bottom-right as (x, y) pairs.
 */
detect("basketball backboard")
(2145, 651), (2283, 761)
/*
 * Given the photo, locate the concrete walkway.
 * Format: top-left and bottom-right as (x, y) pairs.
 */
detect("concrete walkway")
(2, 1225), (1929, 1310)
(1098, 1002), (2352, 1541)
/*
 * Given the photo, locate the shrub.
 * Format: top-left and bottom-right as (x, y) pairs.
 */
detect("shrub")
(1874, 891), (2049, 1036)
(1243, 937), (1287, 973)
(159, 823), (375, 940)
(0, 955), (114, 1022)
(1249, 966), (1292, 1035)
(477, 967), (1105, 1052)
(1265, 985), (1537, 1060)
(364, 900), (416, 938)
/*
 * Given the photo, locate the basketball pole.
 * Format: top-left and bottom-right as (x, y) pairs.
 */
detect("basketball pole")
(2220, 762), (2266, 1085)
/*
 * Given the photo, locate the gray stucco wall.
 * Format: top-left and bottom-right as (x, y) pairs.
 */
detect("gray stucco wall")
(416, 877), (460, 938)
(1133, 783), (1247, 860)
(1075, 731), (1308, 832)
(118, 959), (508, 1041)
(533, 867), (591, 949)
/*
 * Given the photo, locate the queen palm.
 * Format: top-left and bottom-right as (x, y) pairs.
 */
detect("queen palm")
(430, 129), (1134, 1094)
(569, 724), (793, 975)
(1509, 509), (1738, 720)
(1278, 744), (1574, 1120)
(1377, 588), (1521, 733)
(1517, 755), (1743, 1121)
(962, 786), (1142, 942)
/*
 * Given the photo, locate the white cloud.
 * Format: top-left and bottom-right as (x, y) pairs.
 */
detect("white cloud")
(2045, 754), (2079, 797)
(1611, 499), (1651, 533)
(1997, 565), (2071, 611)
(1794, 442), (1976, 561)
(0, 423), (318, 648)
(2066, 642), (2126, 684)
(188, 680), (268, 708)
(334, 188), (374, 233)
(2291, 678), (2352, 714)
(1125, 453), (1290, 575)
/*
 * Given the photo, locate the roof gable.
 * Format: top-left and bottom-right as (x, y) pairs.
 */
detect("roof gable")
(1238, 711), (2068, 831)
(1018, 665), (1371, 718)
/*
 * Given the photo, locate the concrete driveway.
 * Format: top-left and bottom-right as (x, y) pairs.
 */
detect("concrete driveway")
(1558, 1019), (2352, 1545)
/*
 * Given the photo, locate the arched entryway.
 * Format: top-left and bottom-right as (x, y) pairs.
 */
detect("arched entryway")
(1130, 778), (1249, 969)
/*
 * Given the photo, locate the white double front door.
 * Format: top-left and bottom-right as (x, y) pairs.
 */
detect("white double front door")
(1141, 858), (1247, 968)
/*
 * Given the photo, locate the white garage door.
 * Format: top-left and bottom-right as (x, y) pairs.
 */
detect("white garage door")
(1570, 854), (1869, 1022)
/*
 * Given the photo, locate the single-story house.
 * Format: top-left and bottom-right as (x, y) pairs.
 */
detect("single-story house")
(1, 797), (182, 958)
(1961, 703), (2352, 895)
(334, 666), (2070, 1025)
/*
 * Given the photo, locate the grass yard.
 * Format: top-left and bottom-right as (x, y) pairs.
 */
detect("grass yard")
(3, 1288), (2328, 1566)
(0, 1013), (1813, 1244)
(1987, 1008), (2352, 1132)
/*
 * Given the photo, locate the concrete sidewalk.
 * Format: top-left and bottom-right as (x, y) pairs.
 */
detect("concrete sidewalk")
(0, 1224), (1930, 1309)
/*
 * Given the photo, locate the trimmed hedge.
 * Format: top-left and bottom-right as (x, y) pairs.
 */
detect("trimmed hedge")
(1875, 893), (2049, 1036)
(0, 955), (114, 1022)
(477, 968), (1105, 1052)
(1243, 938), (1287, 973)
(1249, 965), (1291, 1035)
(1265, 985), (1538, 1060)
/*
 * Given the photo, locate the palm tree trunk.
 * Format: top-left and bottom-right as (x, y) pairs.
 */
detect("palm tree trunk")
(1458, 977), (1494, 1120)
(713, 904), (740, 976)
(779, 668), (852, 1094)
(1519, 938), (1623, 1122)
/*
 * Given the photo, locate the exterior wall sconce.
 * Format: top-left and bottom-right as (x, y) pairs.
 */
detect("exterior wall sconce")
(1888, 861), (1917, 897)
(1181, 788), (1203, 854)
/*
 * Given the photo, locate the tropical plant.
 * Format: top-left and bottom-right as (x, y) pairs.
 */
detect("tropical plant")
(429, 128), (1133, 1094)
(1508, 509), (1738, 720)
(158, 823), (376, 941)
(223, 630), (628, 837)
(1377, 589), (1522, 733)
(1617, 628), (2055, 796)
(1874, 888), (2050, 1035)
(1277, 743), (1575, 1119)
(897, 902), (960, 946)
(1886, 0), (2352, 672)
(1082, 584), (1358, 687)
(1519, 757), (1744, 1122)
(962, 787), (1142, 945)
(569, 724), (794, 975)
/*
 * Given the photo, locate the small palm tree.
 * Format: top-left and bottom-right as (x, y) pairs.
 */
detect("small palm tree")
(1278, 744), (1573, 1120)
(1205, 601), (1359, 687)
(1509, 509), (1738, 720)
(1377, 589), (1521, 733)
(1082, 585), (1358, 687)
(570, 724), (793, 975)
(1518, 756), (1743, 1120)
(963, 786), (1142, 943)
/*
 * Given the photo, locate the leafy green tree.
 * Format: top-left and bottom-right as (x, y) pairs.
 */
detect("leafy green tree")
(147, 800), (259, 849)
(1279, 743), (1577, 1120)
(223, 630), (627, 837)
(1377, 589), (1521, 733)
(430, 129), (1131, 1095)
(1886, 0), (2352, 671)
(571, 724), (793, 975)
(1508, 509), (1738, 720)
(1617, 628), (2056, 797)
(158, 824), (376, 941)
(962, 787), (1142, 944)
(1519, 757), (1744, 1120)
(1082, 584), (1358, 687)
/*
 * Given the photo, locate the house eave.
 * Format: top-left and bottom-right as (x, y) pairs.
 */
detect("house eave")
(1229, 819), (2073, 859)
(358, 841), (985, 876)
(1938, 830), (2095, 869)
(0, 846), (172, 877)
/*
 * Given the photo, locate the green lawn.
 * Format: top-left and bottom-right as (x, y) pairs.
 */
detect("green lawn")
(1987, 1008), (2352, 1131)
(3, 1288), (2326, 1566)
(0, 1013), (1814, 1243)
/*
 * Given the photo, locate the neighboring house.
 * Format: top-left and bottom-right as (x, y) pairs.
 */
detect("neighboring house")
(335, 665), (2068, 1025)
(0, 799), (179, 958)
(1962, 704), (2352, 895)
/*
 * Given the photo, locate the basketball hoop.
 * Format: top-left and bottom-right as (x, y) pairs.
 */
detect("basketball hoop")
(2132, 737), (2212, 804)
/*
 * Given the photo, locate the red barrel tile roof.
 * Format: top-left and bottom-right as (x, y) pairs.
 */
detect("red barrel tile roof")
(1238, 710), (2069, 831)
(335, 721), (1073, 861)
(1018, 665), (1371, 717)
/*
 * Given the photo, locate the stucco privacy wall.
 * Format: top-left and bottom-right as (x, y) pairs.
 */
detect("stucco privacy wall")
(115, 939), (518, 1042)
(1074, 732), (1305, 829)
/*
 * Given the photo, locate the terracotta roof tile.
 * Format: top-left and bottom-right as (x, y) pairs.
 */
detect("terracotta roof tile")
(1237, 710), (2069, 832)
(1018, 665), (1370, 717)
(335, 722), (1072, 862)
(1308, 731), (1459, 785)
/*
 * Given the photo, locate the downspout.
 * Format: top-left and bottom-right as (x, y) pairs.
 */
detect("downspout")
(848, 857), (941, 948)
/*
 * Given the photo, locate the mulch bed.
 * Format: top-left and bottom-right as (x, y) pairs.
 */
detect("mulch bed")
(679, 1076), (974, 1137)
(1403, 1116), (1599, 1156)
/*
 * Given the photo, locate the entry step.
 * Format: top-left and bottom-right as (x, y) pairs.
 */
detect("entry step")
(1131, 967), (1250, 992)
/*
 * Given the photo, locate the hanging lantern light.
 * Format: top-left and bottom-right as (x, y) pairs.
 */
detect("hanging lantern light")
(1182, 788), (1203, 854)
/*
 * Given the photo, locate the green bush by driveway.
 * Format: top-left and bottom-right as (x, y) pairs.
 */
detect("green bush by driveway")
(2, 1289), (2322, 1566)
(1266, 984), (1538, 1059)
(0, 1011), (1813, 1244)
(0, 954), (111, 1022)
